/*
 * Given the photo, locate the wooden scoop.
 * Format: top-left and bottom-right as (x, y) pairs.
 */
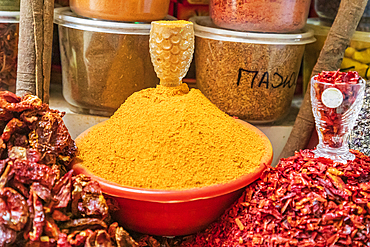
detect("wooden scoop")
(149, 20), (194, 87)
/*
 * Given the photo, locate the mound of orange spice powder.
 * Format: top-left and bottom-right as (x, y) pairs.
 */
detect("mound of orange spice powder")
(76, 83), (267, 190)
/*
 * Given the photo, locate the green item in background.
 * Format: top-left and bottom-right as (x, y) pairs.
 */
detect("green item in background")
(0, 0), (20, 11)
(303, 18), (370, 94)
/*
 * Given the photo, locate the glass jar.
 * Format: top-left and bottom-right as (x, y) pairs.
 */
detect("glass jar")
(191, 16), (315, 123)
(54, 7), (160, 116)
(210, 0), (312, 33)
(70, 0), (171, 22)
(311, 74), (365, 163)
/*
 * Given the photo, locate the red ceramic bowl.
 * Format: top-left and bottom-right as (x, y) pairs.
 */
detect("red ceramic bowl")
(73, 119), (273, 236)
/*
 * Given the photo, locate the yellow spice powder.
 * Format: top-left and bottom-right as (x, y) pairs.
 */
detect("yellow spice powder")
(76, 83), (266, 190)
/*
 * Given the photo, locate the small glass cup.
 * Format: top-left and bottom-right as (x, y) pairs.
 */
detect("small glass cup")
(311, 76), (365, 163)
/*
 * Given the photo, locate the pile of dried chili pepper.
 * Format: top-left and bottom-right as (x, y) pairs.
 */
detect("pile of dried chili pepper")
(315, 70), (360, 84)
(0, 91), (138, 246)
(182, 149), (370, 246)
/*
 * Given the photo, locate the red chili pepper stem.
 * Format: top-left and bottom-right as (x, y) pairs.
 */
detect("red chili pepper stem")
(0, 162), (11, 189)
(311, 71), (365, 163)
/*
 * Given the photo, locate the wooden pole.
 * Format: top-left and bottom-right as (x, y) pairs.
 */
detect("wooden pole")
(15, 0), (54, 103)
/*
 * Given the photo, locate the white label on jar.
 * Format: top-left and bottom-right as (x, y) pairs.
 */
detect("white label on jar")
(321, 88), (343, 108)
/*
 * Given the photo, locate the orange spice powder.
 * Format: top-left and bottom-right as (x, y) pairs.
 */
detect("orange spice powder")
(76, 83), (267, 190)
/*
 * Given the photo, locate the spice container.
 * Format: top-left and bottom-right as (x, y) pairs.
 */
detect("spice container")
(303, 18), (370, 93)
(70, 0), (171, 22)
(0, 0), (20, 11)
(0, 11), (19, 93)
(350, 80), (370, 156)
(191, 16), (315, 123)
(209, 0), (311, 33)
(54, 7), (160, 116)
(315, 0), (370, 22)
(311, 71), (365, 163)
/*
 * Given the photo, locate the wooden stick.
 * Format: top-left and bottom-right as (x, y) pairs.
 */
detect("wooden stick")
(16, 0), (54, 103)
(278, 0), (368, 160)
(43, 0), (54, 104)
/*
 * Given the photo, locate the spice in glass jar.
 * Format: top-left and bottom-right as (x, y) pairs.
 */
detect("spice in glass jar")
(210, 0), (311, 33)
(311, 70), (365, 163)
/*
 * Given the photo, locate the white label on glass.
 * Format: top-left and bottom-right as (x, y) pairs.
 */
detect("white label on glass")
(322, 88), (343, 108)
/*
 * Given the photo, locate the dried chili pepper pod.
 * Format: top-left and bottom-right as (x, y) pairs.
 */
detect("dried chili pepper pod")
(311, 70), (365, 163)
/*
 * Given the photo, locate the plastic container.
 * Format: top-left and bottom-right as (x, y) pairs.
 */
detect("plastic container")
(315, 0), (370, 23)
(70, 0), (171, 22)
(209, 0), (311, 33)
(0, 11), (19, 93)
(73, 119), (273, 236)
(191, 16), (315, 123)
(54, 7), (161, 116)
(303, 18), (370, 93)
(0, 0), (20, 11)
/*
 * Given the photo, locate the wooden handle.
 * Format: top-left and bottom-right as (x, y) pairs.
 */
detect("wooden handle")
(149, 20), (194, 87)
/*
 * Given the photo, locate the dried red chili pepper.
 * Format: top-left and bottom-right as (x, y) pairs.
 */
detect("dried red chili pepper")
(71, 174), (91, 217)
(0, 223), (16, 247)
(137, 235), (161, 247)
(0, 161), (10, 188)
(51, 210), (70, 222)
(8, 146), (27, 160)
(183, 149), (370, 246)
(28, 190), (45, 241)
(85, 230), (113, 247)
(57, 233), (72, 247)
(8, 179), (30, 198)
(59, 218), (108, 233)
(1, 118), (27, 142)
(66, 229), (94, 246)
(0, 109), (13, 122)
(12, 159), (60, 189)
(31, 182), (52, 203)
(0, 92), (44, 112)
(115, 226), (139, 247)
(71, 175), (108, 220)
(78, 180), (109, 219)
(51, 169), (73, 209)
(0, 187), (29, 231)
(44, 215), (60, 240)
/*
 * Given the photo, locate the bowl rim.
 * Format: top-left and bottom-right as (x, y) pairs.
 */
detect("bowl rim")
(72, 119), (273, 203)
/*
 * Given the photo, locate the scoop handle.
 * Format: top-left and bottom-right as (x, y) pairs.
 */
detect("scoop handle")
(149, 21), (194, 87)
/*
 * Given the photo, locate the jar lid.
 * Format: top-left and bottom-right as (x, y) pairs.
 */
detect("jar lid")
(190, 16), (316, 45)
(307, 18), (370, 41)
(0, 10), (19, 23)
(54, 7), (175, 35)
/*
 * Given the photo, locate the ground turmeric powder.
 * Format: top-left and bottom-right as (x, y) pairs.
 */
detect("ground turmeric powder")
(76, 83), (267, 190)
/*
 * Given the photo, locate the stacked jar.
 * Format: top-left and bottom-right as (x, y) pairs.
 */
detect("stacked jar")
(0, 1), (20, 93)
(191, 0), (315, 123)
(54, 1), (172, 116)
